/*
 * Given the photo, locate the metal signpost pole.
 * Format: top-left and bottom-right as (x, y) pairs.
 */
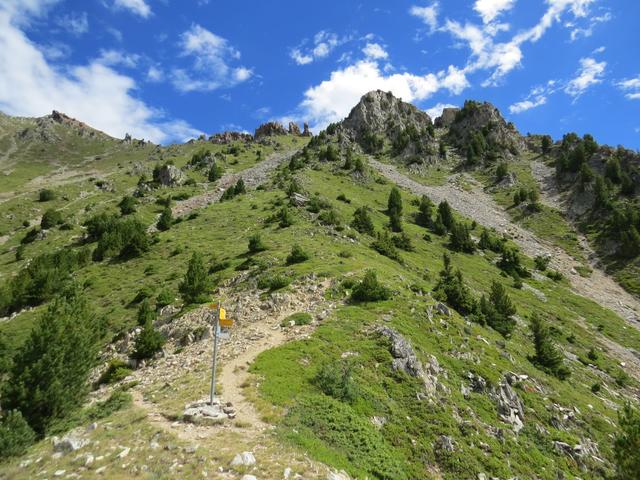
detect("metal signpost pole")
(209, 302), (220, 405)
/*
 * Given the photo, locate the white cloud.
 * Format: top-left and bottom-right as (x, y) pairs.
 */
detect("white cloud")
(474, 0), (516, 24)
(509, 96), (547, 114)
(171, 24), (252, 92)
(56, 11), (88, 36)
(295, 60), (468, 130)
(564, 57), (606, 97)
(146, 65), (163, 82)
(362, 42), (388, 60)
(96, 49), (139, 68)
(616, 76), (640, 100)
(409, 2), (439, 32)
(425, 102), (457, 119)
(0, 4), (201, 143)
(112, 0), (151, 18)
(569, 11), (612, 41)
(290, 30), (343, 65)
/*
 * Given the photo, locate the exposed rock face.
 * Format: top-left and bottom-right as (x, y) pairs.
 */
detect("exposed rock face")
(288, 122), (301, 135)
(339, 90), (434, 159)
(491, 372), (525, 433)
(446, 100), (525, 156)
(378, 326), (445, 395)
(155, 164), (185, 187)
(434, 107), (459, 128)
(302, 122), (312, 136)
(209, 131), (253, 144)
(254, 121), (287, 138)
(52, 434), (89, 453)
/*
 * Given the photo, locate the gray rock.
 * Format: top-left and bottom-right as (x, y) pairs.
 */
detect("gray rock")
(491, 373), (525, 433)
(288, 122), (301, 135)
(434, 107), (460, 128)
(326, 471), (350, 480)
(52, 434), (89, 453)
(241, 476), (258, 480)
(435, 435), (456, 452)
(155, 164), (185, 187)
(231, 451), (256, 467)
(435, 302), (451, 317)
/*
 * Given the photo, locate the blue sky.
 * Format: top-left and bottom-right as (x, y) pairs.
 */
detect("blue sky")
(0, 0), (638, 148)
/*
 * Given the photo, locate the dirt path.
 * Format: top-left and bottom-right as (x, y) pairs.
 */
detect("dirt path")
(171, 148), (300, 219)
(369, 158), (640, 328)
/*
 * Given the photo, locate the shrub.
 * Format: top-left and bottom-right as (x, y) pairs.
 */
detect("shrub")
(281, 312), (312, 327)
(40, 209), (63, 229)
(614, 403), (640, 478)
(132, 320), (165, 360)
(179, 252), (209, 304)
(351, 270), (391, 302)
(157, 207), (173, 231)
(496, 162), (508, 181)
(257, 273), (291, 291)
(277, 207), (295, 228)
(478, 228), (503, 252)
(97, 359), (133, 385)
(336, 193), (351, 203)
(313, 360), (358, 403)
(248, 233), (267, 253)
(393, 232), (414, 251)
(534, 255), (550, 271)
(38, 189), (55, 202)
(306, 195), (331, 213)
(90, 217), (150, 261)
(15, 244), (25, 261)
(546, 270), (564, 282)
(318, 208), (341, 227)
(155, 289), (174, 309)
(417, 195), (434, 227)
(498, 246), (528, 278)
(371, 230), (402, 262)
(351, 206), (375, 235)
(118, 196), (137, 215)
(2, 287), (99, 434)
(387, 187), (403, 232)
(0, 411), (36, 459)
(437, 201), (454, 231)
(286, 244), (310, 264)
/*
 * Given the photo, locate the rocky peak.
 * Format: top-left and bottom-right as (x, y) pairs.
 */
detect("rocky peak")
(254, 121), (287, 138)
(288, 122), (301, 135)
(434, 107), (460, 128)
(446, 100), (524, 157)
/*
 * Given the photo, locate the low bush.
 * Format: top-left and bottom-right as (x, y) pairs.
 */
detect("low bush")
(351, 270), (391, 302)
(97, 359), (133, 385)
(286, 244), (310, 264)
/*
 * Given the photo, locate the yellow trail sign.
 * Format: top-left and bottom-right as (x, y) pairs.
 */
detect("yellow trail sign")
(219, 318), (233, 328)
(209, 303), (218, 310)
(219, 307), (226, 320)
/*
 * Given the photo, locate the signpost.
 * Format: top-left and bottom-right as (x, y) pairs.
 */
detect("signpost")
(208, 301), (233, 405)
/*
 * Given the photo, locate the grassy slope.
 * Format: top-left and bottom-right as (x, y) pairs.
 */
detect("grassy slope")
(0, 138), (638, 478)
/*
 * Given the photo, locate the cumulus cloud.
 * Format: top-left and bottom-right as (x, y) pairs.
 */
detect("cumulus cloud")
(295, 59), (468, 130)
(362, 42), (388, 60)
(564, 57), (606, 97)
(0, 4), (201, 143)
(112, 0), (151, 18)
(96, 49), (139, 68)
(568, 11), (612, 41)
(409, 2), (439, 32)
(616, 76), (640, 100)
(290, 30), (343, 65)
(509, 96), (547, 114)
(473, 0), (516, 24)
(171, 24), (252, 92)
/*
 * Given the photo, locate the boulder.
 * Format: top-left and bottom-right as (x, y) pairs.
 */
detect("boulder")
(327, 471), (350, 480)
(155, 164), (185, 187)
(302, 122), (312, 137)
(231, 451), (256, 467)
(435, 435), (456, 453)
(491, 373), (525, 433)
(52, 434), (89, 453)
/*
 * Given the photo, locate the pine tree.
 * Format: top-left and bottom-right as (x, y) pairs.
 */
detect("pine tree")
(541, 135), (552, 155)
(179, 252), (209, 304)
(351, 270), (391, 302)
(0, 410), (36, 459)
(132, 319), (165, 361)
(157, 207), (173, 231)
(387, 187), (403, 232)
(449, 222), (476, 253)
(437, 201), (454, 231)
(480, 281), (516, 336)
(433, 253), (476, 315)
(417, 195), (434, 227)
(529, 313), (569, 379)
(118, 196), (137, 215)
(136, 298), (156, 326)
(2, 286), (100, 434)
(208, 163), (223, 182)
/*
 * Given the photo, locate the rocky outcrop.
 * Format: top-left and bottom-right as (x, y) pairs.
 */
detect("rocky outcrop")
(491, 372), (525, 433)
(154, 164), (185, 187)
(209, 131), (253, 144)
(302, 122), (312, 136)
(378, 326), (446, 395)
(254, 121), (287, 138)
(446, 100), (525, 157)
(434, 107), (459, 128)
(338, 90), (435, 160)
(288, 122), (301, 135)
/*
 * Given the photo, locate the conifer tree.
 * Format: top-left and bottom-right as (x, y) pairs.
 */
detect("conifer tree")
(351, 206), (375, 235)
(157, 207), (173, 231)
(614, 403), (640, 479)
(529, 313), (569, 379)
(179, 252), (209, 304)
(480, 281), (516, 336)
(137, 298), (156, 326)
(437, 200), (454, 231)
(387, 187), (403, 232)
(417, 195), (434, 227)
